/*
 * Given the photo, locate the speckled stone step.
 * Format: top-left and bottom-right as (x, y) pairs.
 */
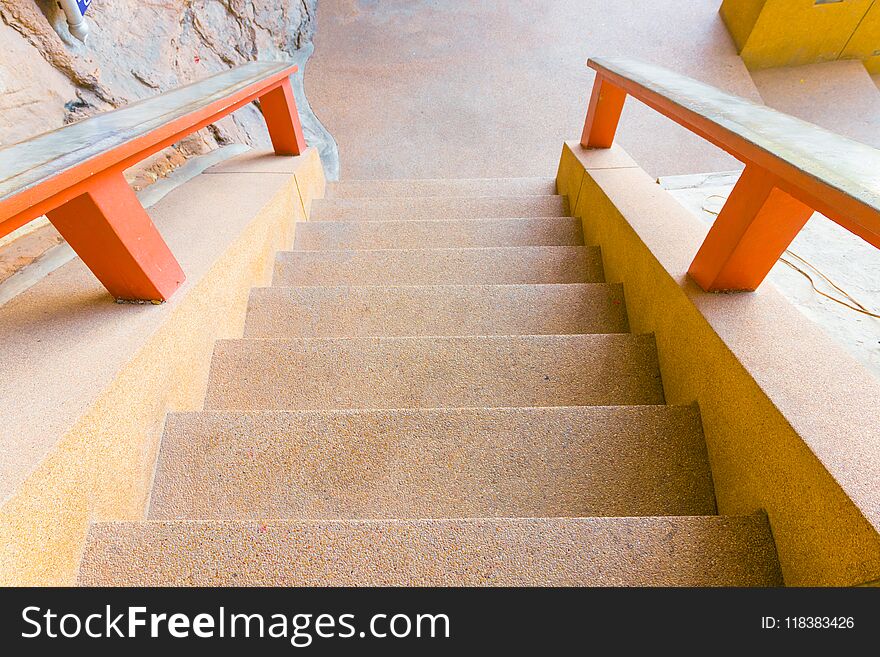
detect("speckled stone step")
(309, 195), (568, 221)
(244, 284), (628, 338)
(78, 515), (782, 586)
(204, 334), (664, 411)
(273, 246), (603, 286)
(293, 217), (584, 250)
(326, 177), (557, 198)
(148, 406), (715, 520)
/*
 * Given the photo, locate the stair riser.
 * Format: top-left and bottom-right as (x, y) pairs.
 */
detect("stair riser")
(244, 284), (628, 338)
(273, 247), (603, 286)
(326, 178), (557, 198)
(204, 335), (665, 411)
(310, 196), (568, 221)
(293, 217), (584, 250)
(149, 406), (715, 520)
(78, 516), (783, 587)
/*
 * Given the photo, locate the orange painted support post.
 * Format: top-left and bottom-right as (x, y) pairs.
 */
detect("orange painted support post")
(580, 75), (627, 149)
(688, 166), (815, 291)
(46, 172), (186, 302)
(259, 78), (307, 156)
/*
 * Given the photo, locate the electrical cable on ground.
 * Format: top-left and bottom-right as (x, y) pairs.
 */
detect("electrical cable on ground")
(700, 194), (880, 319)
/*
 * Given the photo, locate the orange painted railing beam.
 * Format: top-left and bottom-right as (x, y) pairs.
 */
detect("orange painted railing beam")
(0, 61), (306, 303)
(581, 57), (880, 292)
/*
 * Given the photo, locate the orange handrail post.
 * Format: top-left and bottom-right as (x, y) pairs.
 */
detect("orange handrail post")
(580, 76), (627, 149)
(0, 62), (306, 303)
(687, 166), (814, 291)
(580, 57), (880, 292)
(46, 170), (187, 301)
(260, 77), (308, 156)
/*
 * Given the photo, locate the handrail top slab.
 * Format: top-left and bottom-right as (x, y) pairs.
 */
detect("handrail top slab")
(0, 61), (295, 207)
(588, 56), (880, 219)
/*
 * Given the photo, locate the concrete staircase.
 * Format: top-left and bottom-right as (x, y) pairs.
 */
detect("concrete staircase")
(78, 177), (783, 586)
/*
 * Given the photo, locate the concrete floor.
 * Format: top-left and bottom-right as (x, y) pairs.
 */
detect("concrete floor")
(305, 0), (761, 179)
(752, 60), (880, 149)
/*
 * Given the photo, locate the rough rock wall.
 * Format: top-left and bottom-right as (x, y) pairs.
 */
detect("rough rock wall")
(0, 0), (317, 184)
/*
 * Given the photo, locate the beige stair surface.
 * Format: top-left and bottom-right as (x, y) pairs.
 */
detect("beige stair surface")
(78, 176), (783, 587)
(204, 334), (665, 411)
(310, 195), (568, 221)
(273, 246), (603, 286)
(78, 515), (782, 587)
(244, 283), (628, 338)
(327, 177), (557, 198)
(292, 216), (584, 250)
(149, 406), (715, 520)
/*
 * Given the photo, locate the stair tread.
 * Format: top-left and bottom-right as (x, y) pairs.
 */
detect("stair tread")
(293, 216), (584, 250)
(149, 405), (714, 520)
(244, 283), (628, 338)
(73, 168), (785, 587)
(204, 334), (664, 410)
(78, 515), (783, 586)
(310, 195), (568, 221)
(326, 177), (557, 198)
(274, 246), (603, 286)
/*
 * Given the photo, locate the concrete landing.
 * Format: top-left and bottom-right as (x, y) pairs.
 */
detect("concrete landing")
(78, 515), (782, 587)
(306, 0), (762, 179)
(327, 177), (557, 198)
(751, 60), (880, 149)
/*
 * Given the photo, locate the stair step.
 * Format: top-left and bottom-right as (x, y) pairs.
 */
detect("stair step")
(78, 515), (782, 586)
(244, 284), (628, 338)
(293, 217), (584, 250)
(273, 246), (603, 286)
(149, 406), (715, 520)
(309, 195), (568, 221)
(204, 334), (664, 411)
(326, 177), (557, 198)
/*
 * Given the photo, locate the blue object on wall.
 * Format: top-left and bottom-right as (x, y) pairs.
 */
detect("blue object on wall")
(75, 0), (92, 15)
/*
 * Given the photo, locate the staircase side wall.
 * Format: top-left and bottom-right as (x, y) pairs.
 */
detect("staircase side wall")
(558, 141), (880, 586)
(0, 148), (325, 585)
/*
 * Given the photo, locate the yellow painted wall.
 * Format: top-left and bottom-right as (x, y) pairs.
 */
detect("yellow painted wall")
(719, 0), (768, 51)
(557, 142), (880, 586)
(721, 0), (878, 70)
(842, 1), (880, 72)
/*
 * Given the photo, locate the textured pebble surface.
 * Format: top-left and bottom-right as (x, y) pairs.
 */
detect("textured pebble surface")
(79, 516), (782, 586)
(310, 195), (568, 221)
(149, 406), (715, 520)
(80, 183), (783, 586)
(244, 283), (628, 338)
(292, 216), (584, 250)
(273, 246), (603, 286)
